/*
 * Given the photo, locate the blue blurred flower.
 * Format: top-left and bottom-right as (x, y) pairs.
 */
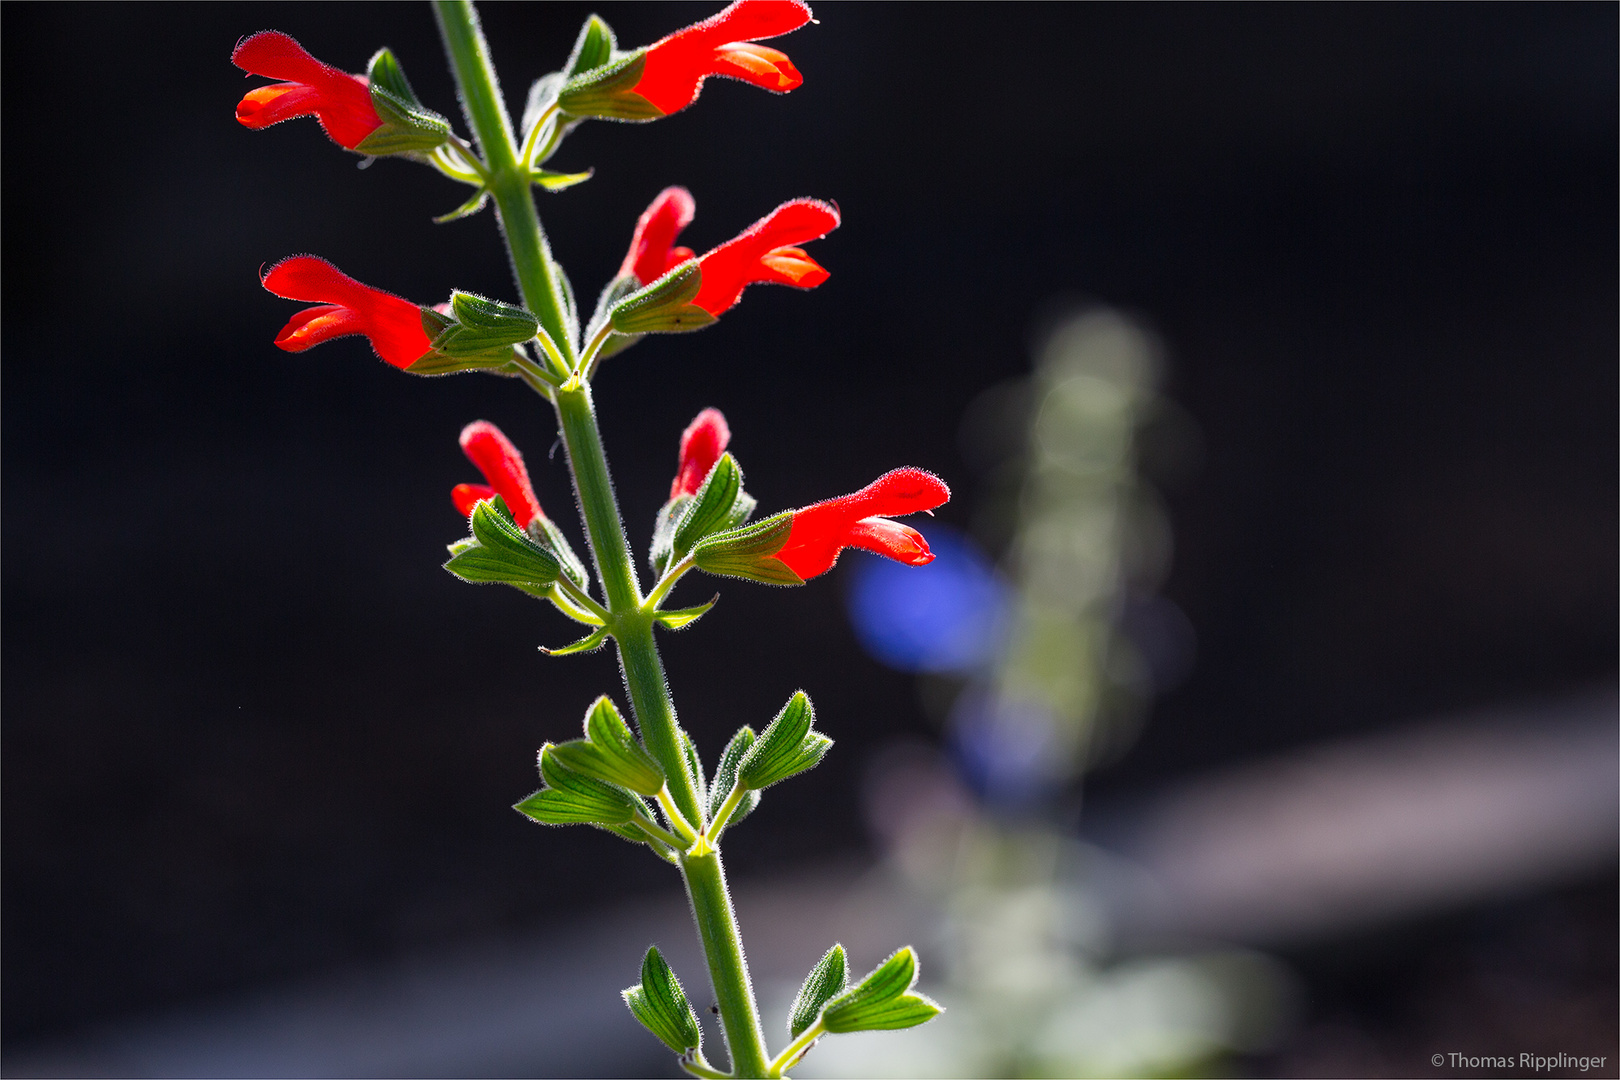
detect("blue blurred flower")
(844, 524), (1008, 673)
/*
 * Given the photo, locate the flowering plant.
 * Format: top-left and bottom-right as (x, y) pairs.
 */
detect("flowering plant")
(235, 4), (943, 1075)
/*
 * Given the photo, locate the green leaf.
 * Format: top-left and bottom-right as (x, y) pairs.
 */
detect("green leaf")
(515, 743), (651, 829)
(622, 946), (702, 1055)
(790, 944), (849, 1038)
(529, 516), (589, 590)
(532, 167), (593, 192)
(543, 697), (664, 796)
(538, 626), (609, 656)
(708, 726), (761, 826)
(558, 51), (663, 121)
(444, 496), (561, 586)
(737, 691), (832, 790)
(820, 948), (943, 1034)
(648, 494), (691, 577)
(654, 596), (717, 632)
(565, 14), (617, 77)
(672, 454), (744, 557)
(691, 512), (803, 587)
(679, 727), (707, 819)
(433, 187), (490, 224)
(608, 262), (715, 335)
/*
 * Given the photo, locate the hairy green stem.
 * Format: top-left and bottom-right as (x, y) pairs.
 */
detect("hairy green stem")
(684, 852), (770, 1078)
(435, 5), (771, 1074)
(434, 0), (575, 361)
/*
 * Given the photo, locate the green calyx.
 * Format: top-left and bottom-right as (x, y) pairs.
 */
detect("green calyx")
(691, 512), (804, 587)
(737, 691), (832, 791)
(356, 48), (453, 155)
(623, 946), (702, 1055)
(708, 726), (761, 828)
(516, 742), (654, 845)
(444, 496), (561, 587)
(819, 947), (943, 1034)
(790, 944), (849, 1038)
(557, 50), (661, 121)
(408, 294), (552, 376)
(547, 697), (665, 797)
(608, 262), (715, 336)
(672, 453), (758, 563)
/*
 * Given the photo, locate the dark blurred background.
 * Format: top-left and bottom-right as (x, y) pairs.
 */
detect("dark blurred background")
(4, 3), (1615, 1076)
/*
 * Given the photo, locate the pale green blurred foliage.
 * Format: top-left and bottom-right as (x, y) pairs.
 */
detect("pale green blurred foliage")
(804, 312), (1289, 1078)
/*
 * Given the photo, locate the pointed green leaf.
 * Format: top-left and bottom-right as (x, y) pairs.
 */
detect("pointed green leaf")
(691, 512), (802, 587)
(565, 14), (617, 77)
(434, 187), (490, 224)
(654, 596), (717, 632)
(820, 947), (943, 1033)
(672, 453), (744, 556)
(790, 944), (849, 1037)
(538, 626), (609, 656)
(532, 167), (593, 192)
(608, 262), (715, 335)
(558, 51), (661, 120)
(708, 726), (761, 826)
(622, 946), (702, 1054)
(737, 691), (832, 790)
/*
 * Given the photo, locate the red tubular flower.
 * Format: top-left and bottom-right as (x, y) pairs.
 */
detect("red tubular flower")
(452, 421), (546, 529)
(776, 468), (951, 579)
(621, 187), (697, 286)
(232, 31), (382, 150)
(634, 0), (812, 116)
(671, 408), (731, 498)
(693, 199), (839, 315)
(262, 256), (434, 369)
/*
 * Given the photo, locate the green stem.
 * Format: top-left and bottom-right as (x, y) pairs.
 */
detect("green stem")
(684, 852), (771, 1078)
(683, 1051), (734, 1080)
(767, 1019), (825, 1078)
(434, 0), (576, 362)
(434, 7), (773, 1075)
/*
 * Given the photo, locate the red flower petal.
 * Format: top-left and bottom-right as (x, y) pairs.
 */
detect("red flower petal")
(671, 408), (731, 498)
(709, 43), (801, 92)
(451, 483), (497, 519)
(232, 31), (381, 150)
(459, 421), (544, 528)
(272, 304), (365, 352)
(844, 517), (934, 566)
(634, 0), (812, 115)
(619, 187), (697, 285)
(262, 256), (432, 369)
(776, 468), (950, 579)
(693, 198), (840, 315)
